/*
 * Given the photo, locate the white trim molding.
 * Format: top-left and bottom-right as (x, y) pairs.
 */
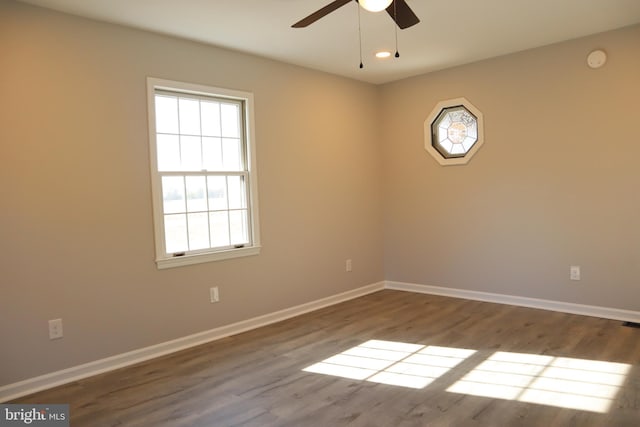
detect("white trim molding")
(385, 281), (640, 323)
(0, 282), (385, 403)
(147, 77), (261, 269)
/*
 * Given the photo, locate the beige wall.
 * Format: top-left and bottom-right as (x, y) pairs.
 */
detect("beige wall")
(0, 1), (384, 386)
(2, 0), (638, 389)
(381, 25), (640, 309)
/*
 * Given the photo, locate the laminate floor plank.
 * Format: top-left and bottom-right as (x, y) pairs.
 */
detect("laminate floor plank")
(14, 290), (640, 426)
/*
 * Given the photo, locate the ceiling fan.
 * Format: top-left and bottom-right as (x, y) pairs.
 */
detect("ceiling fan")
(292, 0), (420, 30)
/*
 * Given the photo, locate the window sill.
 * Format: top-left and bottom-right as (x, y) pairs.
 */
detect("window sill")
(156, 245), (261, 269)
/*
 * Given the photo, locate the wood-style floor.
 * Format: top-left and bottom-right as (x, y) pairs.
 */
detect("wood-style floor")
(17, 290), (640, 426)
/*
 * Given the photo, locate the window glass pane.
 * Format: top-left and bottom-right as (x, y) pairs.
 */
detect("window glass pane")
(210, 211), (230, 247)
(207, 176), (228, 210)
(438, 131), (449, 143)
(157, 134), (181, 171)
(447, 122), (467, 145)
(202, 137), (223, 171)
(222, 138), (242, 171)
(227, 175), (246, 209)
(162, 176), (185, 214)
(229, 210), (248, 245)
(179, 98), (201, 135)
(164, 213), (188, 253)
(180, 136), (202, 171)
(187, 212), (210, 250)
(438, 114), (451, 128)
(462, 137), (476, 152)
(155, 95), (179, 134)
(460, 110), (476, 126)
(439, 140), (454, 154)
(450, 144), (465, 155)
(221, 103), (240, 137)
(186, 176), (207, 212)
(201, 101), (221, 136)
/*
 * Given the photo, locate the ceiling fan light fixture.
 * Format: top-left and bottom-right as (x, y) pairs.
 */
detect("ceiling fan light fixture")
(359, 0), (393, 13)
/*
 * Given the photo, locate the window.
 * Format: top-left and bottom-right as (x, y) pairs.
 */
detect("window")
(147, 78), (260, 268)
(424, 97), (484, 166)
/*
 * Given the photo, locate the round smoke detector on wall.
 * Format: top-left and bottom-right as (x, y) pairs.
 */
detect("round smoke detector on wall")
(587, 49), (607, 69)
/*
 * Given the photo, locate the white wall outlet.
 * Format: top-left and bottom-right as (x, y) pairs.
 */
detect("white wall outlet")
(210, 286), (220, 303)
(570, 265), (581, 281)
(346, 259), (352, 272)
(49, 318), (63, 340)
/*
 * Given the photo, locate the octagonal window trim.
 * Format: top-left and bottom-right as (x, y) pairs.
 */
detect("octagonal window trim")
(424, 97), (484, 166)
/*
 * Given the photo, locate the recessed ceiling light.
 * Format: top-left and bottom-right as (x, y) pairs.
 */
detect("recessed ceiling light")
(376, 51), (392, 59)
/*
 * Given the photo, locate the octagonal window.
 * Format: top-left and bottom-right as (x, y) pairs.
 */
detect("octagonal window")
(432, 106), (478, 158)
(424, 98), (484, 166)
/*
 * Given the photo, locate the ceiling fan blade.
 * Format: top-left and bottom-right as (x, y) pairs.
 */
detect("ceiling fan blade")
(386, 0), (420, 29)
(292, 0), (353, 28)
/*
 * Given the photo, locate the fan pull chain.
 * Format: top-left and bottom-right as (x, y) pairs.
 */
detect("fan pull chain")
(394, 0), (400, 58)
(358, 4), (363, 68)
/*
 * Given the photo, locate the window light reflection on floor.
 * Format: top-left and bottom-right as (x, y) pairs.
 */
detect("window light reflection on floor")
(302, 340), (476, 389)
(303, 340), (631, 414)
(446, 351), (631, 413)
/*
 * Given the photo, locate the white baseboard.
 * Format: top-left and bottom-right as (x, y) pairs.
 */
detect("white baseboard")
(5, 280), (637, 402)
(385, 281), (640, 323)
(0, 281), (385, 403)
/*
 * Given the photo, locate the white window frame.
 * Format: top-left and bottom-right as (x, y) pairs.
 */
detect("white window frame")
(146, 77), (260, 269)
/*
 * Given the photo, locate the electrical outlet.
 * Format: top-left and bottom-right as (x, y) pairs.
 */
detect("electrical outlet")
(210, 286), (220, 303)
(346, 259), (352, 272)
(570, 266), (581, 281)
(49, 318), (63, 340)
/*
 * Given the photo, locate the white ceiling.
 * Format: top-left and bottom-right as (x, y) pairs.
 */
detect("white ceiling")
(18, 0), (640, 84)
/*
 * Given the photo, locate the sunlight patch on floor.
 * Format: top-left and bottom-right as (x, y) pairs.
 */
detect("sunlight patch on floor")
(446, 351), (631, 413)
(303, 340), (476, 389)
(303, 340), (631, 413)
